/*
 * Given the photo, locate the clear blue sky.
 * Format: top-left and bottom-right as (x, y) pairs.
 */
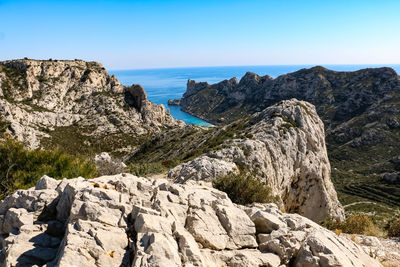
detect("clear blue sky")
(0, 0), (399, 69)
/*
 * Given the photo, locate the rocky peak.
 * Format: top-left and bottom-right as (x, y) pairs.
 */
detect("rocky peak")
(185, 79), (209, 97)
(169, 99), (344, 222)
(239, 71), (260, 83)
(229, 77), (239, 84)
(239, 72), (273, 86)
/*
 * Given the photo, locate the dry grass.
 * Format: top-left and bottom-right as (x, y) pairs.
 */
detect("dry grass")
(334, 229), (343, 236)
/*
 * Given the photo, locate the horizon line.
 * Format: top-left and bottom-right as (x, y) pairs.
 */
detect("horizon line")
(110, 63), (400, 72)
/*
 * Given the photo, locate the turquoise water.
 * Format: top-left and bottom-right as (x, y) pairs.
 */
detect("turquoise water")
(111, 64), (400, 126)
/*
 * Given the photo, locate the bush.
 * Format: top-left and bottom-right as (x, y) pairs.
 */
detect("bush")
(320, 213), (382, 236)
(340, 213), (376, 235)
(388, 219), (400, 237)
(213, 171), (276, 205)
(129, 162), (165, 177)
(0, 138), (97, 199)
(321, 213), (380, 236)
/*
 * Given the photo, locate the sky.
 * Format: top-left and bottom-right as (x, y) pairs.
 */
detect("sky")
(0, 0), (399, 69)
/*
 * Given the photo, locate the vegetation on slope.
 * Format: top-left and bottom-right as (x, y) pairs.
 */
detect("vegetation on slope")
(213, 171), (277, 205)
(388, 218), (400, 237)
(0, 138), (97, 199)
(328, 123), (400, 224)
(127, 119), (249, 170)
(321, 213), (381, 236)
(40, 124), (152, 157)
(320, 211), (400, 238)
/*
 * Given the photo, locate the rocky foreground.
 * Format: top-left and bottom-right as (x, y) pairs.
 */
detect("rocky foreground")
(0, 174), (381, 266)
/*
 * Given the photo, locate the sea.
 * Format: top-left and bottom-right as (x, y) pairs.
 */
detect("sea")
(111, 64), (400, 126)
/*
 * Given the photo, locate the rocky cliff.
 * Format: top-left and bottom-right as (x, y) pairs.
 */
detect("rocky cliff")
(176, 67), (400, 214)
(168, 99), (344, 222)
(0, 59), (181, 152)
(0, 174), (381, 267)
(179, 67), (400, 128)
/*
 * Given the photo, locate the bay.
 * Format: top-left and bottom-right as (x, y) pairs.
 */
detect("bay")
(111, 64), (400, 126)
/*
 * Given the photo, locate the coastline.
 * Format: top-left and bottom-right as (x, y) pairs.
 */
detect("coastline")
(167, 102), (215, 127)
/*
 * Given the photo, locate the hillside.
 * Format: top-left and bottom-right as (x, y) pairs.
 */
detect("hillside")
(174, 67), (400, 216)
(0, 59), (181, 155)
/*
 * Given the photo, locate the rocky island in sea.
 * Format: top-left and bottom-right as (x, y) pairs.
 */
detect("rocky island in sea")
(0, 59), (398, 266)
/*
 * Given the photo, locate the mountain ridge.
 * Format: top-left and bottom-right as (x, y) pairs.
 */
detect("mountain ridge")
(173, 66), (400, 213)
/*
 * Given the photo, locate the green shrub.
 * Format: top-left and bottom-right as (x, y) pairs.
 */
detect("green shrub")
(0, 138), (97, 199)
(388, 219), (400, 237)
(161, 159), (179, 169)
(129, 162), (165, 177)
(213, 171), (276, 205)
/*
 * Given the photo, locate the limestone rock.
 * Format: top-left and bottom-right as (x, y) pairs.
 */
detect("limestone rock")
(35, 175), (60, 190)
(2, 208), (33, 233)
(168, 156), (238, 184)
(94, 152), (128, 175)
(169, 99), (344, 222)
(0, 59), (182, 151)
(0, 174), (381, 267)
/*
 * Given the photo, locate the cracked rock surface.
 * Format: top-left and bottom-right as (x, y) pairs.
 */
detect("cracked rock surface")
(0, 174), (381, 266)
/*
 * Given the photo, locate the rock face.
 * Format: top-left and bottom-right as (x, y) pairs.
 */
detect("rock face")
(0, 59), (181, 150)
(0, 174), (381, 267)
(177, 66), (400, 212)
(167, 99), (181, 106)
(169, 99), (344, 222)
(169, 155), (238, 184)
(179, 67), (400, 128)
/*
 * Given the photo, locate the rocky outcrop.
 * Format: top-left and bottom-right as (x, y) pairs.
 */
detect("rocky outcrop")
(381, 172), (400, 184)
(125, 84), (147, 111)
(0, 59), (182, 150)
(168, 155), (238, 184)
(0, 174), (381, 267)
(167, 99), (180, 106)
(169, 99), (344, 222)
